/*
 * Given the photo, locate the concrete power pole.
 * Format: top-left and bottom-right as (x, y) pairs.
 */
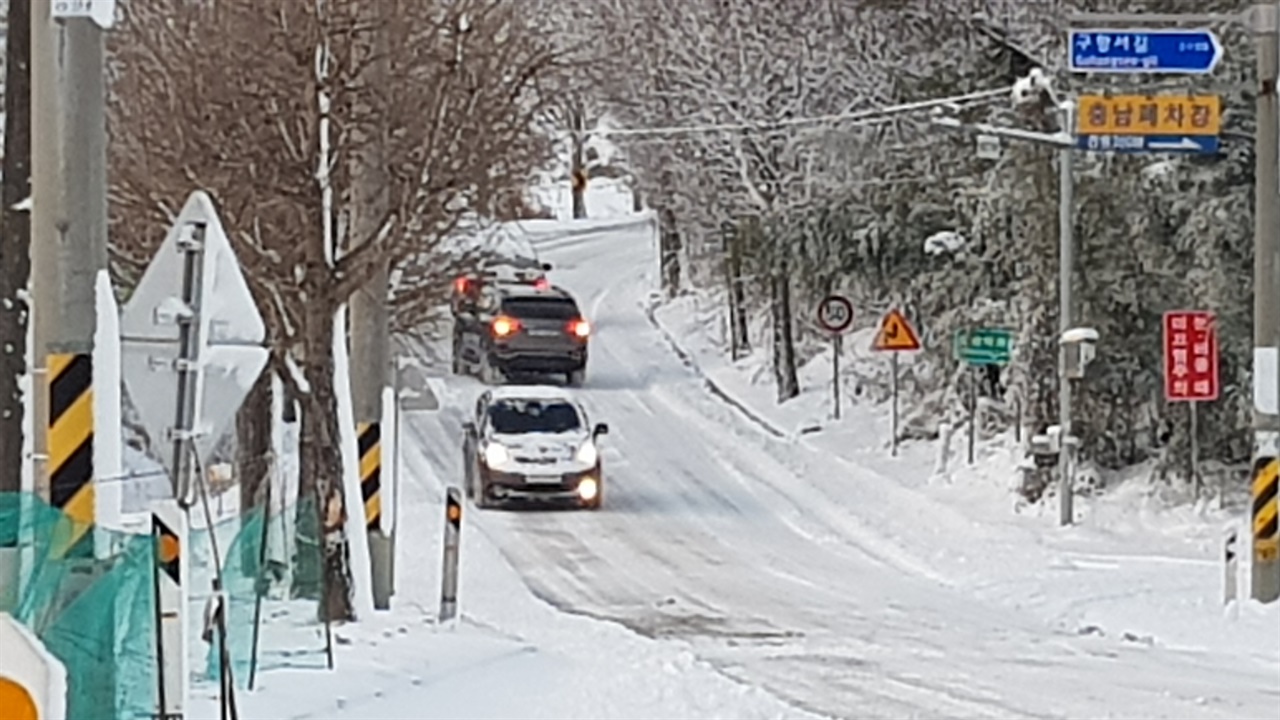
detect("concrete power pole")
(349, 6), (393, 610)
(1058, 102), (1076, 527)
(31, 2), (109, 554)
(1252, 1), (1280, 604)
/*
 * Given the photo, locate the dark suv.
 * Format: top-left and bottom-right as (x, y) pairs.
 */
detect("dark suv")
(452, 282), (591, 386)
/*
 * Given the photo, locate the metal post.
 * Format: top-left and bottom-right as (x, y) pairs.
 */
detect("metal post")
(1253, 1), (1280, 603)
(1058, 101), (1076, 527)
(439, 487), (462, 622)
(967, 373), (977, 465)
(1190, 401), (1200, 500)
(890, 352), (900, 457)
(170, 223), (207, 505)
(832, 334), (841, 420)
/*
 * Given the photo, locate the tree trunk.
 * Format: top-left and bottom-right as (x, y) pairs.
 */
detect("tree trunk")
(236, 369), (273, 569)
(300, 299), (355, 622)
(570, 105), (587, 219)
(771, 255), (799, 402)
(0, 0), (31, 504)
(659, 206), (682, 299)
(727, 220), (750, 356)
(237, 370), (274, 511)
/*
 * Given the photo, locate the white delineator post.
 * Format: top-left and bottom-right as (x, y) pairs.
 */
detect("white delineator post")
(150, 498), (188, 720)
(1224, 527), (1239, 607)
(439, 487), (463, 623)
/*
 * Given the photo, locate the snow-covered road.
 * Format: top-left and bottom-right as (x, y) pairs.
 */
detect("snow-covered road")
(405, 219), (1279, 719)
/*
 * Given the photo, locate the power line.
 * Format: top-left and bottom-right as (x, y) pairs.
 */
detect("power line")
(599, 86), (1015, 138)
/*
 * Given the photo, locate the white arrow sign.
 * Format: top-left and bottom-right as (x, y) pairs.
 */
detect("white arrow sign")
(121, 191), (267, 493)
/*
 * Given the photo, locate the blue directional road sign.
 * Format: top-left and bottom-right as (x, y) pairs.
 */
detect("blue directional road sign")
(1069, 29), (1223, 74)
(1076, 134), (1219, 154)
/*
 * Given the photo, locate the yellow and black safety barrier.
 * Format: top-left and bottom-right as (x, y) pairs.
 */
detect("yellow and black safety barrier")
(1254, 456), (1279, 563)
(153, 514), (180, 584)
(358, 421), (381, 533)
(48, 353), (93, 558)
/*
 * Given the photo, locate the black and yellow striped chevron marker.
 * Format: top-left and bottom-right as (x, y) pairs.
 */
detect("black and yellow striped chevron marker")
(358, 421), (381, 533)
(48, 353), (94, 559)
(153, 514), (180, 584)
(1254, 457), (1279, 563)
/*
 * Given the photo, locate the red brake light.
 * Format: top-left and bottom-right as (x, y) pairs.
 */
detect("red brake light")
(491, 315), (520, 337)
(533, 277), (550, 290)
(454, 277), (470, 294)
(568, 319), (591, 338)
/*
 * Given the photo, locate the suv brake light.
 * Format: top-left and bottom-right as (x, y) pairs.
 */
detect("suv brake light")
(491, 315), (520, 337)
(568, 319), (591, 338)
(533, 277), (550, 290)
(454, 276), (470, 295)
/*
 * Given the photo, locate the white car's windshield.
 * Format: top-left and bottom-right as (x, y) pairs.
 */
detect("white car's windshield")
(488, 399), (581, 434)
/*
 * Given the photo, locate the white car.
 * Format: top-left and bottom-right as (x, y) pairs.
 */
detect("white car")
(462, 386), (609, 509)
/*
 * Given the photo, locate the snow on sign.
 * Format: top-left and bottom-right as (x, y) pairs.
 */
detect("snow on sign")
(817, 295), (854, 334)
(1163, 310), (1218, 402)
(51, 0), (116, 28)
(872, 309), (922, 352)
(120, 191), (268, 484)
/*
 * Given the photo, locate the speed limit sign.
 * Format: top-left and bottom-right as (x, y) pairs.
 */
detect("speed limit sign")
(817, 295), (854, 334)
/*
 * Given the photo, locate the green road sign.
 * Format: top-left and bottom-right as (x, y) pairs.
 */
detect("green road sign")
(954, 327), (1014, 366)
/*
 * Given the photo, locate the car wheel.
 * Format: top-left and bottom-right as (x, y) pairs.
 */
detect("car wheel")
(475, 479), (495, 509)
(567, 367), (586, 387)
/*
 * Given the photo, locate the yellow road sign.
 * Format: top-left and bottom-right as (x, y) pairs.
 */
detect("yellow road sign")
(1076, 94), (1220, 136)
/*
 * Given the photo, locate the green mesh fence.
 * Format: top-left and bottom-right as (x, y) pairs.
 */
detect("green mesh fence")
(0, 492), (158, 720)
(1, 491), (328, 719)
(190, 496), (328, 690)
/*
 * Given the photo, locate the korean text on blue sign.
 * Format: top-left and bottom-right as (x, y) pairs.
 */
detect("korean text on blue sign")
(1069, 29), (1222, 74)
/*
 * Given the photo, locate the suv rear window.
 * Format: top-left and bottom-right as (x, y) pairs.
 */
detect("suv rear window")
(502, 298), (579, 320)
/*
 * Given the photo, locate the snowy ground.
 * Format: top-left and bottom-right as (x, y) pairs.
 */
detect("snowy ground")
(403, 215), (1279, 719)
(186, 188), (1277, 719)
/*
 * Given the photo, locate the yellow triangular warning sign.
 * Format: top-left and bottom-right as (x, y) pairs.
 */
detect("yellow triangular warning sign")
(873, 309), (922, 351)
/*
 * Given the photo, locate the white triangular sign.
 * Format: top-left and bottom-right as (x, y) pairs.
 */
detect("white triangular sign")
(121, 191), (268, 490)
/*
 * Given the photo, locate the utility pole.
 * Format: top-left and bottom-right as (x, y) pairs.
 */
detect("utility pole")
(349, 4), (393, 610)
(31, 2), (110, 551)
(1058, 102), (1076, 527)
(1252, 1), (1280, 604)
(31, 0), (61, 506)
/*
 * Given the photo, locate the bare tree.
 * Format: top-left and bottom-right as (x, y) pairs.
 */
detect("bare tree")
(0, 0), (31, 499)
(108, 0), (564, 620)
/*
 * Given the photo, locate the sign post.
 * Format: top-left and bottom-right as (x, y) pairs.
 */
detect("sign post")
(954, 328), (1014, 465)
(1162, 311), (1219, 500)
(872, 309), (923, 456)
(817, 295), (854, 420)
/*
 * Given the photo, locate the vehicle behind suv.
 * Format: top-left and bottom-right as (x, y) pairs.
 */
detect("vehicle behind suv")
(462, 385), (609, 509)
(452, 282), (591, 386)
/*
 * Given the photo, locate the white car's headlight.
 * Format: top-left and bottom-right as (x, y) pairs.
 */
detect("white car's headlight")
(483, 442), (510, 467)
(575, 441), (598, 466)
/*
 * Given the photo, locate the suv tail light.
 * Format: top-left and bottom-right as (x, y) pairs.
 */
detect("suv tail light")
(568, 319), (591, 338)
(533, 277), (550, 290)
(453, 276), (470, 295)
(491, 315), (520, 337)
